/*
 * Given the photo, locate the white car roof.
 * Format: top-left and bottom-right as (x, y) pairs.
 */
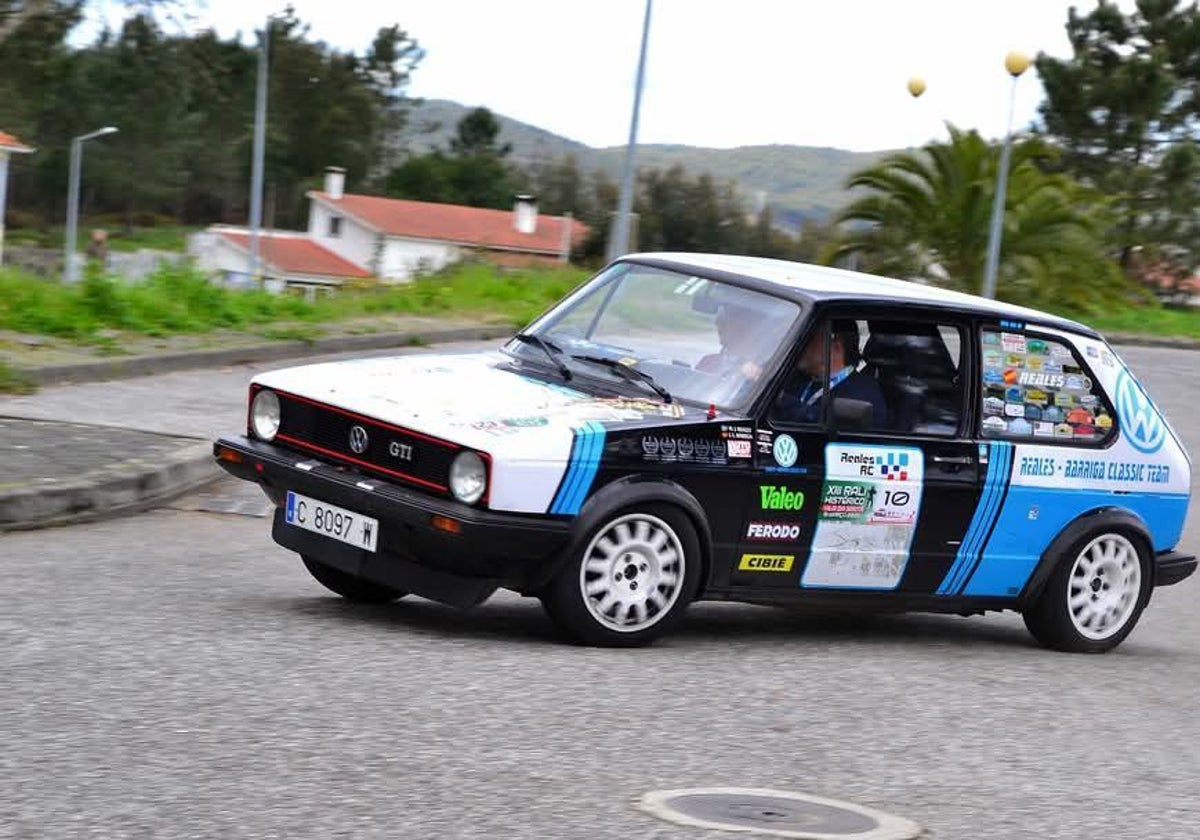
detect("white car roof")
(623, 252), (1097, 337)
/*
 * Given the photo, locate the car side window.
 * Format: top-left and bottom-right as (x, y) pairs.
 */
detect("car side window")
(769, 316), (965, 435)
(979, 329), (1116, 443)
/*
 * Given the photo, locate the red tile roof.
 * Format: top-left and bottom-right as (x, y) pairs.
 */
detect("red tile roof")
(219, 231), (371, 278)
(0, 130), (33, 152)
(309, 192), (590, 254)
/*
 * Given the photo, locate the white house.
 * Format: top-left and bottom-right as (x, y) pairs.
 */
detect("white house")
(0, 129), (34, 267)
(193, 167), (590, 289)
(189, 226), (371, 294)
(307, 167), (588, 280)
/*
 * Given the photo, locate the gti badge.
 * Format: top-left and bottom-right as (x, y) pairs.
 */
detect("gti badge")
(348, 425), (369, 454)
(389, 441), (414, 461)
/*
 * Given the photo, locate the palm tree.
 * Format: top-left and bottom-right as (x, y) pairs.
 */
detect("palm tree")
(826, 124), (1126, 312)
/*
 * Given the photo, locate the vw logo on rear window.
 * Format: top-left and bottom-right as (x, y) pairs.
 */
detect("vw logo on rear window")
(348, 425), (370, 454)
(1115, 370), (1165, 454)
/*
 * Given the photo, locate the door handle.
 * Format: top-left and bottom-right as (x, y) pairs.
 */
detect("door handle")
(931, 455), (974, 466)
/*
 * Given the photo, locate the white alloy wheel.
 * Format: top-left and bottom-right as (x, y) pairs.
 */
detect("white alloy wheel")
(579, 512), (685, 633)
(1067, 533), (1142, 641)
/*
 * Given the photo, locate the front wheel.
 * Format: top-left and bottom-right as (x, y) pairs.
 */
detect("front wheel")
(541, 505), (701, 647)
(301, 555), (407, 604)
(1023, 531), (1150, 653)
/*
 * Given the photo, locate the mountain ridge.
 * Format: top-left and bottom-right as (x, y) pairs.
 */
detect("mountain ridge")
(396, 99), (894, 229)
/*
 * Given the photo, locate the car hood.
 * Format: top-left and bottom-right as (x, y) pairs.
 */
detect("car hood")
(251, 351), (706, 455)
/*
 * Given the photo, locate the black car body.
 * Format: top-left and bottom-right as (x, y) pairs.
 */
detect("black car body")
(214, 253), (1195, 650)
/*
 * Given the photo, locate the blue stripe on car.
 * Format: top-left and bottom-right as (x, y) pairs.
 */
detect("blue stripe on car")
(550, 422), (607, 515)
(937, 442), (1012, 595)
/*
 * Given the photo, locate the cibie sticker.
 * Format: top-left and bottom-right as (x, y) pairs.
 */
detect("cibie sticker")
(738, 554), (795, 573)
(802, 444), (925, 590)
(772, 434), (798, 468)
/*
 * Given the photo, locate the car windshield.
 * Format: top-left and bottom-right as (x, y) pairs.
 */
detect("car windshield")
(507, 262), (802, 409)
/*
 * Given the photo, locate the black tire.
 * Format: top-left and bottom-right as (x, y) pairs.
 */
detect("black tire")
(1022, 529), (1151, 653)
(301, 555), (407, 604)
(540, 503), (702, 647)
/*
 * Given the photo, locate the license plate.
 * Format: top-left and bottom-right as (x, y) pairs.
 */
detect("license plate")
(284, 491), (379, 552)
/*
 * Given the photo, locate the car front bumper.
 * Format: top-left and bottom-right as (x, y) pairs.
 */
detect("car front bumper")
(1156, 550), (1197, 587)
(212, 436), (574, 607)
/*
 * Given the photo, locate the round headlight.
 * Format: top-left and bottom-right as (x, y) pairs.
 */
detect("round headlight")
(250, 389), (281, 441)
(449, 451), (487, 505)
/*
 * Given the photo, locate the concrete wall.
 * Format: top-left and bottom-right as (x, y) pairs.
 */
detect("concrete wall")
(381, 237), (460, 280)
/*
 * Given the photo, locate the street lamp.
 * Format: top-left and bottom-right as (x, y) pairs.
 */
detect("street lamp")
(247, 14), (273, 284)
(64, 125), (118, 283)
(980, 51), (1031, 300)
(606, 0), (653, 263)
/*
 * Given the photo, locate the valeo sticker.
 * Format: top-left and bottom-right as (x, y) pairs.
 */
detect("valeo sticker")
(759, 485), (805, 511)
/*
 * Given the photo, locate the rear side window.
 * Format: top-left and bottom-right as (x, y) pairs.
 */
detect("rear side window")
(979, 329), (1115, 444)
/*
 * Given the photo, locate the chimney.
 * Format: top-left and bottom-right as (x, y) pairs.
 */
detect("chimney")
(324, 166), (346, 200)
(513, 194), (538, 234)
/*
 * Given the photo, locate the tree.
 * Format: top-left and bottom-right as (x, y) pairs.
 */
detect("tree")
(1036, 0), (1200, 276)
(828, 124), (1127, 313)
(0, 6), (423, 228)
(450, 106), (511, 158)
(383, 106), (518, 209)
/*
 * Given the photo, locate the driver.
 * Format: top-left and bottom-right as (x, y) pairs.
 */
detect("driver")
(696, 301), (767, 382)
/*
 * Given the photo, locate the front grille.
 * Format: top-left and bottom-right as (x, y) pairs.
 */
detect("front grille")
(272, 390), (460, 494)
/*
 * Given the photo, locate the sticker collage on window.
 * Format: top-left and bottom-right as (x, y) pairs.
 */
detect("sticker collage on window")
(979, 331), (1113, 442)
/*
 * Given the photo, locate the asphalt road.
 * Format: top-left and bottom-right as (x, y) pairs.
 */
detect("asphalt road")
(3, 342), (1199, 840)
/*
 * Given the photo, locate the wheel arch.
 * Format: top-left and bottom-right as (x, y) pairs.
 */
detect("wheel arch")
(1017, 506), (1154, 609)
(529, 475), (714, 594)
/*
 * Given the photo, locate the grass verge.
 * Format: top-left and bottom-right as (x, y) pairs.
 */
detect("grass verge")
(0, 358), (37, 394)
(0, 261), (590, 343)
(1074, 306), (1200, 341)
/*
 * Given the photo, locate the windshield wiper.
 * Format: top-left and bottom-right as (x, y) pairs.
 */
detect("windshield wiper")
(570, 354), (673, 403)
(513, 332), (572, 381)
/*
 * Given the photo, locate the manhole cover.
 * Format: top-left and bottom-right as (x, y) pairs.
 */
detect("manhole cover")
(636, 788), (921, 839)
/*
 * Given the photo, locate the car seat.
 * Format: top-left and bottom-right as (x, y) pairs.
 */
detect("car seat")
(861, 325), (959, 433)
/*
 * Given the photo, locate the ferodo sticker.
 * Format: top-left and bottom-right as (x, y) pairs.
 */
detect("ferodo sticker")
(745, 521), (802, 541)
(738, 554), (795, 572)
(802, 443), (925, 590)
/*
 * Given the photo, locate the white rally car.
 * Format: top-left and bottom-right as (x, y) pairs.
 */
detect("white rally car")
(214, 254), (1194, 650)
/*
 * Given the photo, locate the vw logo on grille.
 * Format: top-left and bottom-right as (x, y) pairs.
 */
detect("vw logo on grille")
(348, 425), (370, 454)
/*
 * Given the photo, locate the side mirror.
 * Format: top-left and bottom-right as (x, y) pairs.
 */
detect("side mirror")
(831, 397), (873, 431)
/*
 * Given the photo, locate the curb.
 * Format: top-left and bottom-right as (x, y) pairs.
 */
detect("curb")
(22, 324), (514, 386)
(0, 440), (221, 532)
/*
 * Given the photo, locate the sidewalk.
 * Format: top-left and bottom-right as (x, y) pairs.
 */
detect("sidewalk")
(0, 319), (509, 531)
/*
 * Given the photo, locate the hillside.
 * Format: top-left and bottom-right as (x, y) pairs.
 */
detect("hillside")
(395, 99), (892, 228)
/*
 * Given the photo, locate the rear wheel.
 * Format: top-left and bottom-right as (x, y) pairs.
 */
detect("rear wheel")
(541, 505), (701, 647)
(1023, 531), (1150, 653)
(301, 555), (407, 604)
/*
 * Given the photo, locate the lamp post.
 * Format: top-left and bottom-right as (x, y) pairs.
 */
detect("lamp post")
(980, 51), (1031, 300)
(247, 14), (273, 284)
(606, 0), (653, 263)
(64, 125), (118, 283)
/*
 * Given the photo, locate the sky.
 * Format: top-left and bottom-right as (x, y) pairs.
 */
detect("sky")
(86, 0), (1139, 153)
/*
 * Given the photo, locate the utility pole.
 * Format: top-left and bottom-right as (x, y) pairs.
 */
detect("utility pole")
(606, 0), (653, 263)
(248, 15), (270, 284)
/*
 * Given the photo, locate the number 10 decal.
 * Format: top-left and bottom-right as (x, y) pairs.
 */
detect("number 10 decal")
(801, 443), (925, 590)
